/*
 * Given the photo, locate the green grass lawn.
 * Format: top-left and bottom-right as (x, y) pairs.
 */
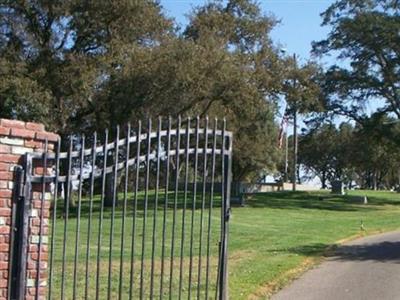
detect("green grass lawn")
(229, 190), (400, 299)
(49, 191), (223, 299)
(47, 189), (400, 299)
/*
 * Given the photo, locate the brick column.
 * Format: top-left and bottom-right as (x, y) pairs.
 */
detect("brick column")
(0, 119), (58, 300)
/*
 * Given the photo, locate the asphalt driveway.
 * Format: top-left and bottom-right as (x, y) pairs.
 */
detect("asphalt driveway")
(273, 230), (400, 300)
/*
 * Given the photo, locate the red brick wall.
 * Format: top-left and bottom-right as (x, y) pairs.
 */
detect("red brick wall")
(0, 119), (58, 300)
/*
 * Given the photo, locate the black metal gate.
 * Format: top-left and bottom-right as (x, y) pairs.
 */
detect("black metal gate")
(11, 117), (232, 299)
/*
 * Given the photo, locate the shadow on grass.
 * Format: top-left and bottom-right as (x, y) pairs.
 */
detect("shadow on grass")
(267, 243), (329, 257)
(243, 191), (374, 212)
(268, 240), (400, 263)
(54, 190), (400, 219)
(53, 191), (223, 219)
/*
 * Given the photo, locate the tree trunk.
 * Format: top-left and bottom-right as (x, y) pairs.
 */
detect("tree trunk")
(104, 172), (119, 207)
(373, 171), (378, 191)
(321, 171), (327, 189)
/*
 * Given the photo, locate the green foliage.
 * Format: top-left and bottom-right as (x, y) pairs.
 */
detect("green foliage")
(0, 0), (325, 181)
(350, 114), (400, 189)
(299, 114), (400, 189)
(313, 0), (400, 120)
(299, 123), (354, 188)
(0, 0), (172, 133)
(282, 56), (324, 115)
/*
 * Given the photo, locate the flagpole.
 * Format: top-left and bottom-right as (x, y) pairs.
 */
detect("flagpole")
(284, 131), (288, 182)
(292, 53), (298, 191)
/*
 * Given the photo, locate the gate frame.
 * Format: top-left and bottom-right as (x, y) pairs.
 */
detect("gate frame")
(10, 117), (233, 299)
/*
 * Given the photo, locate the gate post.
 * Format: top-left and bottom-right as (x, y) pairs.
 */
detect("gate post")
(0, 119), (58, 300)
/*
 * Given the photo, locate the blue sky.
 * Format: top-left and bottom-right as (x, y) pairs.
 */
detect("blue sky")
(159, 1), (339, 185)
(160, 1), (382, 117)
(160, 0), (336, 64)
(160, 0), (340, 118)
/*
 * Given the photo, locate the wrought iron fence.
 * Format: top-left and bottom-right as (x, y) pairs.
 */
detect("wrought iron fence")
(13, 117), (232, 299)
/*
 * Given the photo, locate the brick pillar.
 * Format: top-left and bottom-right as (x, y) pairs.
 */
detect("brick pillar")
(0, 119), (58, 300)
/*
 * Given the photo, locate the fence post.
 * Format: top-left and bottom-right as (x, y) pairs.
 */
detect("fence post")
(0, 119), (58, 300)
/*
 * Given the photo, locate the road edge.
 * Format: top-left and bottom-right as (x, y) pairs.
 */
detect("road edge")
(247, 228), (397, 300)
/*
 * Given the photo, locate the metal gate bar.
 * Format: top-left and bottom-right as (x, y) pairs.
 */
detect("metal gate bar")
(13, 116), (232, 299)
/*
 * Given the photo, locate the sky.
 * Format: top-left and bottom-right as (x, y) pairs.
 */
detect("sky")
(160, 0), (381, 116)
(160, 0), (336, 64)
(160, 1), (337, 185)
(160, 0), (342, 119)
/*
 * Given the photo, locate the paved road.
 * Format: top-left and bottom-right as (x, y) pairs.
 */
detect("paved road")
(272, 231), (400, 300)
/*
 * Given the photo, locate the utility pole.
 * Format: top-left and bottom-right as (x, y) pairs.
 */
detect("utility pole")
(292, 54), (298, 192)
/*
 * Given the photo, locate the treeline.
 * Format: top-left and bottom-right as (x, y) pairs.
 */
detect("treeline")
(0, 0), (321, 182)
(297, 0), (400, 190)
(1, 0), (399, 186)
(298, 113), (400, 190)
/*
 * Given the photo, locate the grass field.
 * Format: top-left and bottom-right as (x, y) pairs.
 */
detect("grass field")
(49, 191), (223, 299)
(229, 190), (400, 299)
(47, 189), (400, 299)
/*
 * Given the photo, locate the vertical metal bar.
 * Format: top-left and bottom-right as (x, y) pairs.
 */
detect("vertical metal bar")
(218, 119), (229, 300)
(197, 117), (209, 299)
(8, 165), (18, 300)
(8, 164), (18, 299)
(61, 138), (73, 300)
(167, 116), (179, 299)
(72, 135), (85, 299)
(188, 116), (200, 299)
(205, 119), (217, 299)
(119, 124), (131, 300)
(159, 117), (171, 299)
(9, 153), (32, 300)
(129, 121), (141, 300)
(15, 154), (32, 300)
(9, 165), (25, 300)
(178, 118), (191, 300)
(224, 129), (233, 300)
(35, 140), (48, 300)
(150, 118), (162, 298)
(85, 132), (97, 299)
(215, 123), (226, 300)
(96, 130), (109, 299)
(48, 138), (61, 299)
(140, 119), (152, 300)
(108, 126), (120, 299)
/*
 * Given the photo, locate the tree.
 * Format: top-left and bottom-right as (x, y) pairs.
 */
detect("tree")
(93, 0), (286, 182)
(299, 123), (354, 188)
(0, 0), (172, 135)
(281, 55), (323, 188)
(0, 0), (296, 184)
(313, 0), (400, 121)
(350, 113), (400, 189)
(0, 0), (173, 206)
(299, 113), (400, 190)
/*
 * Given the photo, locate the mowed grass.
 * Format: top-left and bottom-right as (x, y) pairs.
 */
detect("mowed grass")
(49, 191), (222, 299)
(229, 190), (400, 299)
(48, 189), (400, 299)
